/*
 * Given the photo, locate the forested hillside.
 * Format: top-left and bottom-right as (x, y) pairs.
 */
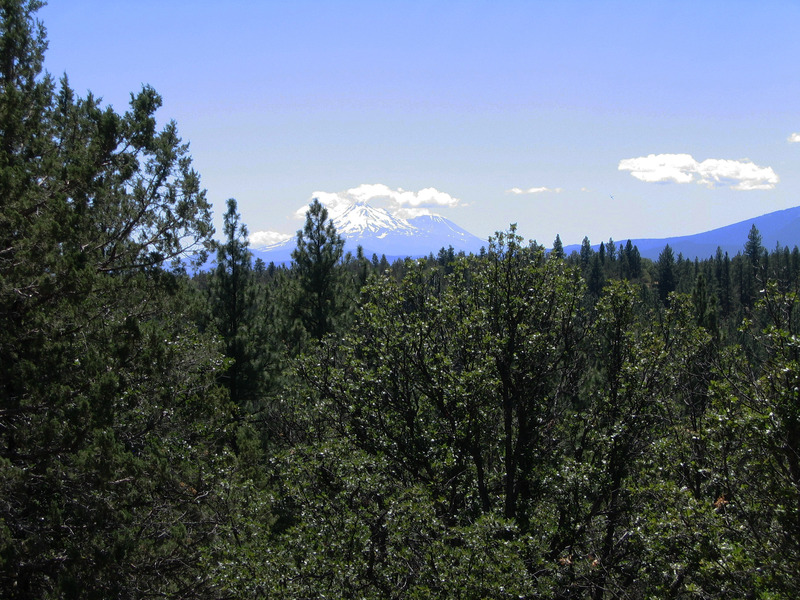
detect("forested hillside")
(3, 3), (800, 598)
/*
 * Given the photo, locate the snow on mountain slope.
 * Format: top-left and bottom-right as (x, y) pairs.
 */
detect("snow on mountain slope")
(249, 202), (487, 265)
(408, 215), (484, 243)
(330, 201), (416, 237)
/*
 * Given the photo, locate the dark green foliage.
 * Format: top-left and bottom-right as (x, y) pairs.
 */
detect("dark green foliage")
(656, 243), (676, 305)
(227, 230), (589, 596)
(745, 223), (764, 266)
(206, 198), (271, 410)
(437, 244), (457, 274)
(10, 3), (800, 597)
(232, 225), (800, 598)
(620, 239), (642, 279)
(580, 235), (593, 270)
(587, 253), (605, 297)
(714, 247), (733, 317)
(0, 3), (237, 596)
(606, 237), (616, 262)
(288, 198), (349, 342)
(551, 233), (565, 259)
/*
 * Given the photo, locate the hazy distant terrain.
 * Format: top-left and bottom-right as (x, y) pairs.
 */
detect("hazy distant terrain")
(564, 205), (800, 260)
(249, 203), (800, 266)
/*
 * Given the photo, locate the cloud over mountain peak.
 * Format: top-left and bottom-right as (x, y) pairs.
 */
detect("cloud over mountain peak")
(294, 183), (463, 221)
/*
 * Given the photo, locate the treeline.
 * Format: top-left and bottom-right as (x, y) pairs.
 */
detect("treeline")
(3, 2), (800, 598)
(565, 225), (800, 331)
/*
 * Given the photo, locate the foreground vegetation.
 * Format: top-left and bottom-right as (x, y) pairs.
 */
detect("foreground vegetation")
(3, 2), (800, 597)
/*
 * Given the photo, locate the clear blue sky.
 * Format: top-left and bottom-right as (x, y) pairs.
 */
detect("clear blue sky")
(39, 0), (800, 246)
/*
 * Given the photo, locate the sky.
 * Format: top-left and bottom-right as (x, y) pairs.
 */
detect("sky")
(38, 0), (800, 247)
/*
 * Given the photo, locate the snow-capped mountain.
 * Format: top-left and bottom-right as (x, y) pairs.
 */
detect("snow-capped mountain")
(329, 200), (417, 238)
(250, 203), (487, 265)
(408, 214), (484, 247)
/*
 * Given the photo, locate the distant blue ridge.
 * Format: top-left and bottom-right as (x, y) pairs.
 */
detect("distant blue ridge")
(562, 205), (800, 261)
(189, 205), (800, 270)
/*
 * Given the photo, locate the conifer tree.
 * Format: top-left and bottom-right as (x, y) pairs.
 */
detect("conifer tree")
(737, 224), (764, 308)
(745, 224), (764, 267)
(622, 239), (642, 279)
(551, 233), (565, 259)
(607, 237), (617, 262)
(0, 3), (233, 595)
(207, 198), (270, 410)
(289, 198), (348, 341)
(587, 253), (605, 296)
(656, 244), (676, 305)
(580, 236), (593, 271)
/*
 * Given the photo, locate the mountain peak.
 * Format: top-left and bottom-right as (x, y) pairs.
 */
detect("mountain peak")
(248, 200), (487, 265)
(332, 202), (416, 237)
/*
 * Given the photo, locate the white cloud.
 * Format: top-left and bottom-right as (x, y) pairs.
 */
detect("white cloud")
(507, 186), (563, 194)
(397, 186), (460, 208)
(341, 184), (460, 209)
(789, 132), (800, 143)
(293, 191), (351, 219)
(296, 183), (462, 219)
(618, 153), (778, 191)
(618, 153), (697, 184)
(695, 158), (778, 191)
(249, 230), (292, 247)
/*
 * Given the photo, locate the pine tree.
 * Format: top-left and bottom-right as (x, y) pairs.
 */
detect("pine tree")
(207, 198), (270, 410)
(580, 236), (593, 271)
(745, 224), (764, 267)
(0, 3), (233, 595)
(551, 234), (565, 260)
(587, 253), (605, 297)
(656, 244), (676, 305)
(623, 239), (642, 279)
(738, 224), (764, 308)
(290, 198), (348, 341)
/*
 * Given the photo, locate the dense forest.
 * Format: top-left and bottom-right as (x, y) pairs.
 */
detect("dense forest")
(4, 2), (800, 598)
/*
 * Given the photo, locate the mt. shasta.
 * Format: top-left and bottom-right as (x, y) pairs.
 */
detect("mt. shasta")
(250, 201), (486, 264)
(248, 199), (800, 267)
